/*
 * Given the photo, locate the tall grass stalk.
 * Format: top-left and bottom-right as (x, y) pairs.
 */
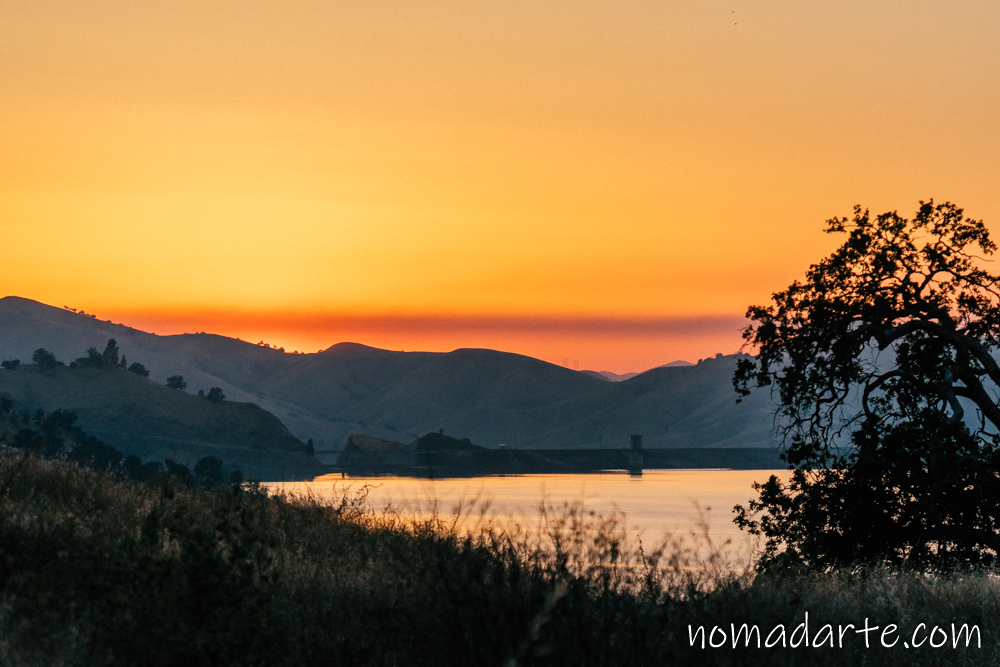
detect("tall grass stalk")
(1, 451), (997, 666)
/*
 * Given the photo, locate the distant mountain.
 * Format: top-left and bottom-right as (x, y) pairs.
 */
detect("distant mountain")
(585, 361), (693, 383)
(0, 296), (780, 452)
(592, 370), (639, 382)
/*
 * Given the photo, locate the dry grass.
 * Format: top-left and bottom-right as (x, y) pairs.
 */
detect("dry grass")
(0, 451), (997, 666)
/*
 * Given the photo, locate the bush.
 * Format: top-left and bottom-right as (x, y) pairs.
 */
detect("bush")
(127, 362), (150, 377)
(166, 375), (187, 390)
(31, 348), (61, 369)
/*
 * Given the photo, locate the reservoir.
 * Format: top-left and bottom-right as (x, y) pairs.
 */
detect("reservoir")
(270, 469), (784, 562)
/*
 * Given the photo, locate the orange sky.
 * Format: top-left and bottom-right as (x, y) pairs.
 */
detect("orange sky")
(2, 1), (998, 371)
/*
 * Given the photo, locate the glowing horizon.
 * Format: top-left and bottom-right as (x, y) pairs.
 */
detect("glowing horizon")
(104, 307), (748, 373)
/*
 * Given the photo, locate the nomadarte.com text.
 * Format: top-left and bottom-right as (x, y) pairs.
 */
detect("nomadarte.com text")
(689, 613), (980, 650)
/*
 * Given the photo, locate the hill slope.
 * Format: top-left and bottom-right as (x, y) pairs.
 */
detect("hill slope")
(0, 363), (319, 477)
(0, 296), (779, 451)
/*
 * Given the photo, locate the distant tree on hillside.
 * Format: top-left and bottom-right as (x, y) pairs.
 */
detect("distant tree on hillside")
(1, 359), (20, 370)
(206, 387), (225, 404)
(127, 362), (150, 378)
(123, 456), (167, 484)
(102, 339), (120, 367)
(194, 456), (225, 486)
(32, 348), (61, 369)
(70, 437), (124, 472)
(72, 347), (105, 368)
(164, 459), (192, 483)
(166, 375), (187, 390)
(122, 455), (146, 480)
(306, 438), (315, 456)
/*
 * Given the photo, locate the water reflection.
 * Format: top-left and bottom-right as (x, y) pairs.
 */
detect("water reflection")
(269, 469), (783, 562)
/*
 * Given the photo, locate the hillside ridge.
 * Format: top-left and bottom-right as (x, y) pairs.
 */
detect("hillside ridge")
(0, 296), (779, 452)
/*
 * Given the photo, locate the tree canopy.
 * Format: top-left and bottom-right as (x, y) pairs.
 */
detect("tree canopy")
(73, 347), (105, 368)
(72, 340), (124, 370)
(127, 362), (150, 378)
(734, 201), (1000, 569)
(166, 375), (187, 390)
(32, 348), (62, 370)
(102, 339), (120, 367)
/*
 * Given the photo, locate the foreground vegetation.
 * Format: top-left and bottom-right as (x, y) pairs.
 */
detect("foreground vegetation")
(0, 452), (997, 666)
(736, 201), (1000, 570)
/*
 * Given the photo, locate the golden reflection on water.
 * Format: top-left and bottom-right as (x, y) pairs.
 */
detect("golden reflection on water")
(270, 469), (784, 561)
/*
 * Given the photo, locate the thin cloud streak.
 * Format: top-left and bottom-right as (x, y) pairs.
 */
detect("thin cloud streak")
(106, 309), (748, 372)
(113, 311), (748, 339)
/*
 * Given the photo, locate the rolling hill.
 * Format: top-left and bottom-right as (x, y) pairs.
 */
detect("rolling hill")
(0, 362), (320, 478)
(0, 296), (780, 453)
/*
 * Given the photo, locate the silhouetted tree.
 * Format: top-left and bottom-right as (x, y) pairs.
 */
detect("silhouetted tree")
(206, 387), (225, 404)
(127, 362), (150, 378)
(123, 456), (166, 483)
(102, 339), (120, 367)
(70, 437), (124, 471)
(8, 409), (80, 455)
(32, 348), (61, 369)
(734, 201), (1000, 569)
(1, 359), (19, 370)
(306, 438), (315, 456)
(193, 456), (225, 486)
(73, 347), (105, 368)
(164, 459), (192, 483)
(166, 375), (187, 390)
(122, 454), (145, 479)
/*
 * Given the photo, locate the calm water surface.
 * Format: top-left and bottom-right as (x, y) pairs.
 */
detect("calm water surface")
(270, 469), (784, 559)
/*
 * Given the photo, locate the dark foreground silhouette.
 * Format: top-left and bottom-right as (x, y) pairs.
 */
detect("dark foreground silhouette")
(0, 450), (996, 667)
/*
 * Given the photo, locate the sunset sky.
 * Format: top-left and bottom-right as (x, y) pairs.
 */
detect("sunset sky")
(2, 1), (997, 372)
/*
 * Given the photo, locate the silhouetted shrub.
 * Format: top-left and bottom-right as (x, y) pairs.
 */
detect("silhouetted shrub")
(31, 348), (61, 369)
(71, 347), (105, 368)
(164, 458), (192, 483)
(127, 362), (150, 377)
(194, 456), (225, 487)
(102, 339), (120, 367)
(68, 437), (124, 471)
